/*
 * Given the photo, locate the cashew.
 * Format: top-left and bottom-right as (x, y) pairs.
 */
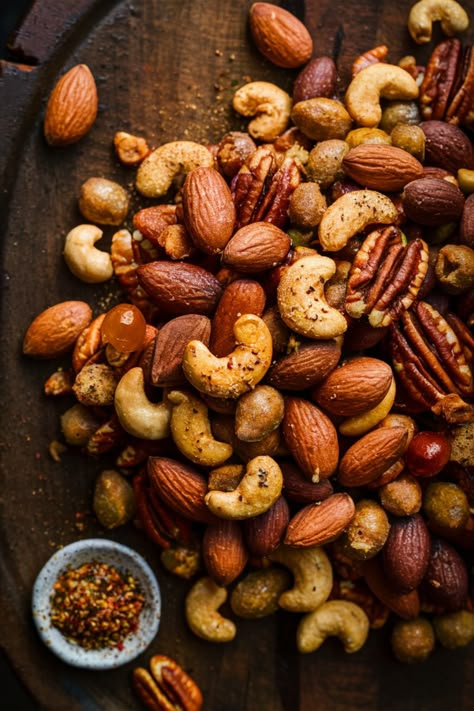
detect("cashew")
(205, 455), (283, 519)
(408, 0), (469, 43)
(277, 255), (348, 339)
(345, 63), (419, 127)
(185, 576), (236, 642)
(318, 189), (399, 252)
(63, 224), (113, 283)
(297, 600), (370, 653)
(268, 544), (333, 613)
(339, 377), (397, 436)
(182, 313), (273, 399)
(135, 140), (214, 198)
(167, 389), (233, 466)
(114, 367), (171, 440)
(232, 81), (292, 142)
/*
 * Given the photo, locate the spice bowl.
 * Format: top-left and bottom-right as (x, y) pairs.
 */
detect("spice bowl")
(31, 538), (161, 670)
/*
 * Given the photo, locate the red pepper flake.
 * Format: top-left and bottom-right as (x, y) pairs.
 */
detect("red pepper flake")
(50, 560), (145, 650)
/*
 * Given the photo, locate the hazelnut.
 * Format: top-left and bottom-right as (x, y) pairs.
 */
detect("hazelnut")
(391, 617), (435, 663)
(288, 182), (327, 229)
(433, 610), (474, 649)
(390, 124), (425, 162)
(79, 177), (130, 225)
(306, 139), (349, 189)
(60, 402), (101, 446)
(379, 473), (422, 516)
(379, 413), (417, 447)
(435, 244), (474, 295)
(423, 481), (470, 530)
(340, 499), (390, 560)
(379, 100), (420, 133)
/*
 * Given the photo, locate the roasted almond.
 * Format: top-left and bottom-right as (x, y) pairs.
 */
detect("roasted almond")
(282, 397), (339, 482)
(382, 514), (431, 592)
(284, 492), (356, 547)
(342, 144), (424, 192)
(363, 556), (420, 620)
(314, 356), (393, 416)
(422, 538), (469, 611)
(222, 222), (291, 273)
(44, 64), (98, 146)
(202, 519), (249, 586)
(338, 426), (409, 487)
(267, 339), (341, 391)
(420, 120), (474, 173)
(243, 495), (290, 556)
(147, 456), (217, 524)
(280, 461), (334, 504)
(151, 314), (211, 387)
(23, 301), (93, 359)
(182, 167), (236, 254)
(137, 261), (223, 315)
(133, 204), (177, 244)
(209, 279), (266, 357)
(402, 177), (465, 226)
(249, 2), (313, 69)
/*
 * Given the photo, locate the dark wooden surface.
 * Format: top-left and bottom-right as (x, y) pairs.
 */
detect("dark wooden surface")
(1, 1), (474, 709)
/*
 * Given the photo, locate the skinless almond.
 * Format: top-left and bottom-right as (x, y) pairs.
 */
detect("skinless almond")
(222, 222), (291, 273)
(23, 301), (93, 358)
(284, 492), (356, 547)
(209, 279), (266, 357)
(182, 167), (236, 254)
(249, 2), (313, 69)
(44, 64), (98, 146)
(338, 426), (409, 487)
(202, 520), (249, 586)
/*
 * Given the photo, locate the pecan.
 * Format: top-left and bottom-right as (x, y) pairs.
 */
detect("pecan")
(352, 45), (388, 76)
(389, 300), (474, 422)
(43, 368), (74, 396)
(330, 578), (390, 629)
(71, 314), (106, 373)
(86, 414), (126, 456)
(419, 39), (462, 121)
(133, 654), (203, 711)
(231, 146), (300, 230)
(110, 229), (158, 322)
(344, 226), (429, 327)
(446, 44), (474, 128)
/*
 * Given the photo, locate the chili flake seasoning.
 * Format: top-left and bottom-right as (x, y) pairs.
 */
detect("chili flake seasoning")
(50, 560), (145, 650)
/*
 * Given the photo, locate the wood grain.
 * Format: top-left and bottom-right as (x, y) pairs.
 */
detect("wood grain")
(0, 1), (473, 709)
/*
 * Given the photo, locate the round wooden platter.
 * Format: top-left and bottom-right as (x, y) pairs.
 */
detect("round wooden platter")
(1, 1), (474, 709)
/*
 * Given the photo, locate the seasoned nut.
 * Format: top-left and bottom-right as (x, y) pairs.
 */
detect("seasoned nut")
(269, 544), (333, 613)
(216, 131), (256, 177)
(345, 127), (391, 148)
(113, 131), (149, 166)
(60, 403), (101, 446)
(136, 140), (214, 198)
(297, 600), (369, 654)
(288, 183), (327, 228)
(379, 100), (421, 132)
(390, 618), (435, 663)
(235, 385), (284, 442)
(230, 567), (292, 618)
(72, 363), (117, 406)
(340, 499), (390, 561)
(390, 124), (425, 162)
(306, 139), (349, 189)
(202, 519), (248, 586)
(423, 481), (470, 530)
(63, 224), (113, 283)
(93, 469), (135, 529)
(78, 177), (129, 226)
(435, 244), (474, 294)
(232, 81), (292, 141)
(291, 98), (352, 141)
(408, 0), (469, 44)
(433, 609), (474, 648)
(379, 473), (422, 516)
(423, 538), (469, 610)
(185, 576), (236, 642)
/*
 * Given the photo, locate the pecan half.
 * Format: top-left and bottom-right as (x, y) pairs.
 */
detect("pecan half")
(231, 146), (300, 230)
(110, 229), (159, 322)
(133, 654), (203, 711)
(419, 39), (462, 121)
(446, 44), (474, 128)
(344, 226), (429, 327)
(389, 300), (474, 422)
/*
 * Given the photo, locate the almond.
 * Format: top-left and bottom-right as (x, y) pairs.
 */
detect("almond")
(147, 456), (217, 524)
(23, 301), (93, 358)
(266, 339), (341, 391)
(202, 520), (248, 586)
(284, 492), (356, 547)
(293, 56), (338, 103)
(363, 557), (420, 620)
(382, 514), (431, 592)
(150, 314), (211, 387)
(249, 2), (313, 69)
(280, 461), (334, 504)
(222, 222), (291, 273)
(182, 167), (236, 254)
(314, 356), (393, 416)
(402, 177), (465, 226)
(338, 426), (409, 487)
(243, 495), (290, 556)
(343, 144), (424, 192)
(420, 120), (474, 173)
(44, 64), (98, 146)
(422, 538), (469, 611)
(209, 279), (266, 357)
(282, 397), (339, 482)
(137, 261), (223, 315)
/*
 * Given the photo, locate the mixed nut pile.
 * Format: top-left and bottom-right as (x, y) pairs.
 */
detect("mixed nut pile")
(23, 0), (474, 706)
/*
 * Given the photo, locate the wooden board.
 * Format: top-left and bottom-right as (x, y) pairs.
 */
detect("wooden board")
(1, 1), (473, 709)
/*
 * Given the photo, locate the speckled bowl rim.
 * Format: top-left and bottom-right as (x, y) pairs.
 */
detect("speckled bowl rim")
(32, 538), (161, 670)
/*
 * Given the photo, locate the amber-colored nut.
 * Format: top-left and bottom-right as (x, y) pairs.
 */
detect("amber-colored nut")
(391, 124), (425, 162)
(230, 567), (292, 618)
(423, 481), (470, 530)
(113, 131), (150, 166)
(379, 101), (421, 133)
(93, 469), (135, 529)
(288, 182), (327, 228)
(60, 402), (101, 446)
(341, 499), (390, 560)
(345, 127), (391, 148)
(291, 98), (352, 142)
(378, 473), (422, 516)
(78, 177), (130, 226)
(391, 617), (435, 663)
(435, 244), (474, 294)
(433, 610), (474, 648)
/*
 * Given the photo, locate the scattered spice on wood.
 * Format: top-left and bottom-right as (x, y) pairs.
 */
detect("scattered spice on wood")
(50, 560), (145, 650)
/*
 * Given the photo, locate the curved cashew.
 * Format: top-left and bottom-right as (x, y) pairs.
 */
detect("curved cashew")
(232, 81), (292, 142)
(114, 367), (171, 440)
(167, 389), (233, 466)
(205, 455), (283, 519)
(63, 224), (113, 283)
(182, 313), (273, 399)
(345, 63), (419, 127)
(318, 189), (399, 252)
(185, 576), (236, 642)
(277, 255), (348, 339)
(297, 600), (370, 653)
(268, 544), (333, 613)
(408, 0), (469, 43)
(135, 141), (214, 198)
(339, 377), (397, 437)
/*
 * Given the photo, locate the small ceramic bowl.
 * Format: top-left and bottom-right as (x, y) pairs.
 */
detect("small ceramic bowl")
(32, 538), (161, 670)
